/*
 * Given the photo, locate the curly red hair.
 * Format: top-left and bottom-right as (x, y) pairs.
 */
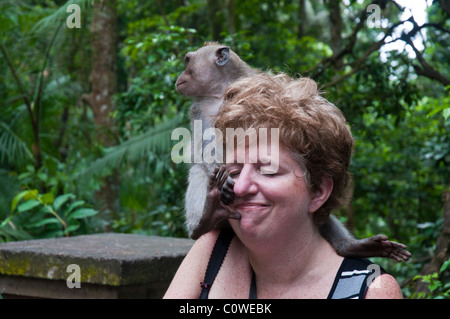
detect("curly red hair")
(214, 73), (354, 225)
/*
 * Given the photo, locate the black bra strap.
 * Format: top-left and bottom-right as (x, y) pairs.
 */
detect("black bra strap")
(249, 269), (257, 299)
(199, 228), (235, 299)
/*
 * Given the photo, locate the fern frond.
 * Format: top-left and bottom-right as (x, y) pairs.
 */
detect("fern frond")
(77, 114), (185, 179)
(0, 121), (34, 167)
(32, 0), (95, 35)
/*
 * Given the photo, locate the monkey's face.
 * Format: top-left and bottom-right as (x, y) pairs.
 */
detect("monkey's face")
(175, 70), (193, 96)
(176, 45), (231, 97)
(176, 52), (205, 96)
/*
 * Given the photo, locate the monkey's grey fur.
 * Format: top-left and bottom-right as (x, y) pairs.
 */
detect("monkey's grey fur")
(176, 42), (257, 236)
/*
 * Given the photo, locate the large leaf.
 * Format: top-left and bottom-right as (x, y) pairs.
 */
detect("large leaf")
(68, 208), (98, 220)
(27, 217), (61, 228)
(17, 199), (41, 213)
(64, 223), (80, 234)
(10, 189), (37, 214)
(64, 200), (86, 217)
(53, 194), (76, 212)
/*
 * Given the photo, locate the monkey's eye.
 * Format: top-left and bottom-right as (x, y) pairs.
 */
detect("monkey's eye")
(184, 56), (190, 64)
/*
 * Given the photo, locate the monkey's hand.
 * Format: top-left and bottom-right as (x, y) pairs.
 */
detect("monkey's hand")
(338, 235), (412, 262)
(190, 166), (240, 240)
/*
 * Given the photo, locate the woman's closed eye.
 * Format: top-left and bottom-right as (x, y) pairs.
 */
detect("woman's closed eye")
(229, 170), (241, 178)
(259, 167), (278, 176)
(227, 165), (279, 178)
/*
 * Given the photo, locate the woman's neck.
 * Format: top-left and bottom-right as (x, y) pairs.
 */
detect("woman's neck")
(246, 224), (341, 298)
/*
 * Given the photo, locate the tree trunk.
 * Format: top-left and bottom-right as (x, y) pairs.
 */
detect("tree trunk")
(83, 1), (118, 144)
(226, 0), (235, 38)
(297, 0), (307, 38)
(82, 0), (120, 223)
(327, 0), (343, 69)
(207, 0), (222, 40)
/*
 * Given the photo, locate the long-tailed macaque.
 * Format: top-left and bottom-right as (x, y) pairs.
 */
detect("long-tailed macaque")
(176, 42), (410, 262)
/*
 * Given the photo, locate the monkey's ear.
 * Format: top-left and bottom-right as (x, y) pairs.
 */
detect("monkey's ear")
(215, 47), (230, 66)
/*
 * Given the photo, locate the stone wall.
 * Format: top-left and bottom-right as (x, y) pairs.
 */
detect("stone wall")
(0, 233), (193, 298)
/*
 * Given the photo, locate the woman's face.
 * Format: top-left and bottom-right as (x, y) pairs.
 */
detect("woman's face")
(226, 142), (328, 246)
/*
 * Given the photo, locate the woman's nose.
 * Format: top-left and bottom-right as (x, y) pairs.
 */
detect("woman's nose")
(232, 165), (258, 197)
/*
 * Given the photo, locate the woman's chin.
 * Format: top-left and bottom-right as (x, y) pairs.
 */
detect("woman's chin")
(230, 211), (269, 242)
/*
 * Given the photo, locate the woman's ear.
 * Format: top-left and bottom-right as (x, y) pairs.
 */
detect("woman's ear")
(308, 177), (333, 213)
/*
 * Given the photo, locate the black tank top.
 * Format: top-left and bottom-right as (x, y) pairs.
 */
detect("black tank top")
(199, 229), (385, 299)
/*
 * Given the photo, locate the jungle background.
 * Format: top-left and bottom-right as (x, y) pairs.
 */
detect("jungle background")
(0, 0), (448, 298)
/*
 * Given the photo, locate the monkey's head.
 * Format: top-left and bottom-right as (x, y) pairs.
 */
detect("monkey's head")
(176, 42), (247, 98)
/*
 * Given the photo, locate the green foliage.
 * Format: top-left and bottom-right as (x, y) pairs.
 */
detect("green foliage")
(426, 86), (450, 121)
(78, 113), (184, 180)
(115, 25), (195, 132)
(0, 122), (34, 168)
(0, 189), (99, 242)
(412, 259), (450, 299)
(350, 97), (448, 241)
(32, 0), (95, 35)
(0, 1), (449, 298)
(112, 204), (186, 237)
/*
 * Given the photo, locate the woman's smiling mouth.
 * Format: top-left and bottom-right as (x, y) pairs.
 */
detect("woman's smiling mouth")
(234, 202), (270, 212)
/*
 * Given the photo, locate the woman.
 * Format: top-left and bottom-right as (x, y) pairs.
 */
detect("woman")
(164, 73), (403, 299)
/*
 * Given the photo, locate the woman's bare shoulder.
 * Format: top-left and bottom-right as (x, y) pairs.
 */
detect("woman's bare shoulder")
(163, 230), (220, 299)
(365, 274), (403, 299)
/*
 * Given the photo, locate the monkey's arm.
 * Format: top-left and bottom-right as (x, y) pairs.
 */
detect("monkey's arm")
(185, 164), (210, 237)
(190, 166), (240, 240)
(320, 215), (411, 262)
